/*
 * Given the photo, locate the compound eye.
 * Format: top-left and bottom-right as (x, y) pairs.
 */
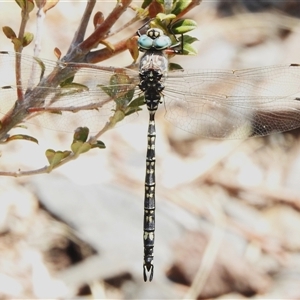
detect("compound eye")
(153, 35), (172, 50)
(138, 34), (153, 50)
(147, 28), (163, 39)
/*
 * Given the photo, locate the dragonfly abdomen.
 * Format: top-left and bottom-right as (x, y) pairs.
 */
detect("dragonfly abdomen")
(140, 67), (166, 282)
(143, 110), (156, 282)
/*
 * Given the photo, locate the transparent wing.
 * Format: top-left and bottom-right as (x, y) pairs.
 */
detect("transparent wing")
(0, 51), (141, 133)
(163, 65), (300, 138)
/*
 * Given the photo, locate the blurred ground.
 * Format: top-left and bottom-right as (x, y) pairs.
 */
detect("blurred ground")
(1, 0), (300, 299)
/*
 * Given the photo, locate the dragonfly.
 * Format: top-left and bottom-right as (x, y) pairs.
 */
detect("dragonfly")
(1, 29), (300, 282)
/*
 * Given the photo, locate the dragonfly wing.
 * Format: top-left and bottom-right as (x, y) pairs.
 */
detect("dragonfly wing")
(163, 65), (300, 138)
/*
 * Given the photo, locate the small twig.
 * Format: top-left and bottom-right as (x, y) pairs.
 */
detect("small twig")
(106, 15), (142, 38)
(28, 96), (112, 114)
(28, 5), (46, 91)
(77, 0), (133, 55)
(69, 0), (96, 47)
(0, 0), (135, 140)
(85, 37), (133, 63)
(0, 166), (50, 177)
(15, 3), (31, 101)
(89, 117), (117, 142)
(175, 0), (202, 20)
(0, 153), (78, 177)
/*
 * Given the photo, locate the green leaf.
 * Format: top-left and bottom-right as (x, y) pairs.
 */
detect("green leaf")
(181, 35), (198, 55)
(71, 141), (91, 155)
(61, 82), (89, 92)
(93, 11), (105, 28)
(127, 95), (145, 108)
(54, 47), (62, 59)
(100, 73), (135, 113)
(99, 39), (115, 52)
(101, 74), (132, 97)
(22, 32), (34, 47)
(183, 43), (198, 55)
(15, 124), (28, 129)
(169, 62), (183, 70)
(43, 0), (59, 12)
(115, 89), (135, 111)
(4, 134), (38, 144)
(12, 38), (22, 52)
(125, 106), (142, 117)
(15, 0), (26, 10)
(91, 140), (106, 149)
(60, 75), (75, 87)
(26, 0), (35, 13)
(156, 13), (176, 22)
(171, 19), (197, 34)
(125, 95), (145, 116)
(46, 149), (71, 170)
(15, 0), (34, 12)
(148, 0), (164, 17)
(182, 35), (198, 44)
(126, 36), (139, 62)
(171, 0), (192, 15)
(33, 56), (46, 80)
(110, 110), (125, 126)
(73, 127), (89, 143)
(141, 0), (152, 9)
(2, 26), (17, 39)
(59, 83), (89, 99)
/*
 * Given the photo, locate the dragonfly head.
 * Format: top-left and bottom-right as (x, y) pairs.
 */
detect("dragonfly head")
(138, 28), (172, 52)
(147, 28), (163, 39)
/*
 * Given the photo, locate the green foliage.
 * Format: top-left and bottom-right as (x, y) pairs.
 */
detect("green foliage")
(22, 32), (34, 47)
(169, 62), (183, 70)
(71, 141), (91, 155)
(73, 126), (89, 143)
(46, 149), (72, 171)
(0, 0), (199, 175)
(2, 26), (16, 39)
(32, 56), (46, 80)
(99, 73), (144, 125)
(142, 0), (153, 9)
(2, 26), (32, 52)
(1, 134), (38, 144)
(125, 95), (145, 116)
(71, 127), (105, 154)
(147, 2), (198, 56)
(171, 0), (193, 15)
(15, 0), (35, 13)
(171, 19), (197, 34)
(91, 140), (106, 149)
(180, 35), (199, 55)
(45, 127), (105, 171)
(2, 0), (35, 51)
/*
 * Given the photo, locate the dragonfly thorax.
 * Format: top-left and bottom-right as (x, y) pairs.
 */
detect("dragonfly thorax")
(139, 68), (164, 111)
(139, 48), (168, 112)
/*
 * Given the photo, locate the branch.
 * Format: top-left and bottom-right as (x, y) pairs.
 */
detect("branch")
(68, 0), (96, 47)
(63, 0), (133, 62)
